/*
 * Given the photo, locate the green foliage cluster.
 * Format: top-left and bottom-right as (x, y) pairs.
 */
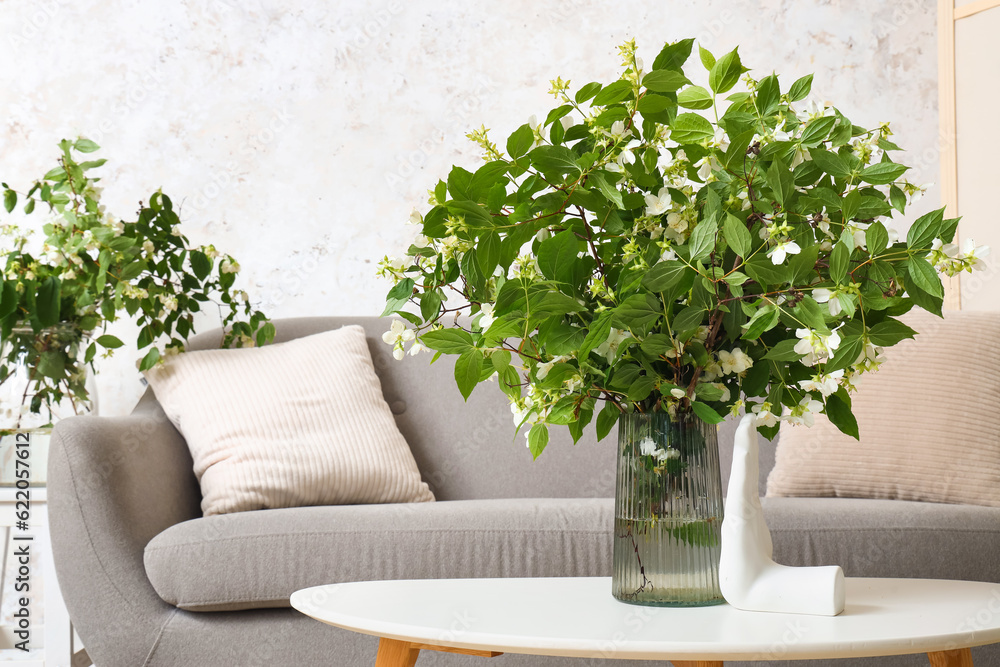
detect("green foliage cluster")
(0, 139), (272, 429)
(380, 39), (986, 458)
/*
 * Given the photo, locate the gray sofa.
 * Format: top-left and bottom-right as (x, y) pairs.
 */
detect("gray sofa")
(49, 317), (1000, 667)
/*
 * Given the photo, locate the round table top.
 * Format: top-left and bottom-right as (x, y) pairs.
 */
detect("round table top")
(290, 577), (1000, 661)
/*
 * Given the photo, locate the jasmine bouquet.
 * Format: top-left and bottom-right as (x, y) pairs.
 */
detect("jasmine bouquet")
(0, 139), (272, 431)
(379, 38), (987, 457)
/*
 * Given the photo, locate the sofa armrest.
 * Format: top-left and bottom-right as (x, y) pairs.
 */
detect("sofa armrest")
(48, 394), (202, 667)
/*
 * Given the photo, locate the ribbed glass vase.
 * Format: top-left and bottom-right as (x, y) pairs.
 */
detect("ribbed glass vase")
(613, 411), (725, 606)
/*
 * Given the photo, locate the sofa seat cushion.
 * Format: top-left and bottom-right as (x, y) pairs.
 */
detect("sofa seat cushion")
(763, 496), (1000, 582)
(144, 498), (613, 612)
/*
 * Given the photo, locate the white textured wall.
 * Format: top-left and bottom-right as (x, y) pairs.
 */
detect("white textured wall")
(0, 0), (940, 415)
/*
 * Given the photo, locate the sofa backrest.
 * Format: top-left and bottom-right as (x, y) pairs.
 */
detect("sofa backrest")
(185, 316), (774, 501)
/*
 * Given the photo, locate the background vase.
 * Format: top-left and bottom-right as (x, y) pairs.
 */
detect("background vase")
(612, 411), (725, 606)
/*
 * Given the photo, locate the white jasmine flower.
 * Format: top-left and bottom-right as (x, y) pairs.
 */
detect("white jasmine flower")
(479, 303), (497, 330)
(794, 328), (841, 366)
(528, 114), (544, 147)
(639, 436), (657, 457)
(718, 348), (753, 375)
(408, 208), (423, 225)
(655, 447), (680, 462)
(660, 246), (677, 262)
(382, 319), (415, 360)
(606, 148), (635, 174)
(670, 387), (686, 399)
(593, 328), (630, 363)
(812, 288), (843, 316)
(160, 295), (178, 312)
(768, 239), (801, 265)
(644, 187), (672, 217)
(143, 240), (155, 254)
(798, 369), (844, 397)
(408, 341), (427, 356)
(536, 355), (568, 380)
(221, 258), (241, 274)
(785, 395), (825, 427)
(560, 115), (576, 130)
(751, 402), (779, 428)
(609, 120), (629, 141)
(962, 238), (990, 271)
(666, 211), (688, 235)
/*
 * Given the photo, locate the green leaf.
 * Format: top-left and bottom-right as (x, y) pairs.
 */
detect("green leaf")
(866, 222), (889, 255)
(139, 347), (161, 372)
(889, 184), (906, 213)
(572, 83), (601, 104)
(788, 74), (813, 102)
(477, 232), (501, 277)
(36, 277), (61, 327)
(96, 334), (125, 349)
(687, 218), (718, 262)
(596, 402), (619, 441)
(579, 311), (613, 362)
(840, 189), (861, 222)
(628, 375), (657, 402)
(829, 241), (851, 284)
(860, 161), (908, 185)
(755, 74), (780, 115)
(671, 306), (704, 336)
(708, 47), (743, 94)
(506, 123), (535, 159)
(652, 38), (694, 71)
(642, 70), (690, 93)
(447, 200), (494, 228)
(907, 208), (944, 251)
(592, 80), (633, 106)
(908, 256), (943, 297)
(723, 213), (752, 257)
(0, 281), (17, 319)
(643, 260), (689, 292)
(789, 244), (821, 283)
(3, 190), (15, 213)
(588, 172), (624, 209)
(745, 256), (790, 287)
(867, 318), (917, 347)
(490, 349), (511, 372)
(447, 166), (474, 200)
(809, 148), (850, 179)
(763, 339), (805, 362)
(691, 401), (725, 425)
(37, 351), (66, 380)
(766, 155), (793, 206)
(73, 138), (100, 153)
(698, 45), (716, 70)
(420, 290), (443, 321)
(637, 93), (673, 116)
(455, 349), (484, 400)
(670, 113), (714, 144)
(677, 86), (713, 110)
(799, 116), (838, 146)
(190, 250), (212, 281)
(640, 333), (672, 356)
(528, 423), (550, 459)
(613, 293), (661, 330)
(420, 329), (475, 354)
(537, 230), (579, 284)
(529, 145), (582, 175)
(741, 306), (779, 340)
(826, 389), (859, 439)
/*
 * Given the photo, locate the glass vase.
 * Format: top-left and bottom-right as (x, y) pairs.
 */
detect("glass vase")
(613, 411), (725, 606)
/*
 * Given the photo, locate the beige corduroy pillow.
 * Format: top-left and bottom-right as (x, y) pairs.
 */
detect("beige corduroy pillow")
(767, 310), (1000, 507)
(144, 325), (434, 516)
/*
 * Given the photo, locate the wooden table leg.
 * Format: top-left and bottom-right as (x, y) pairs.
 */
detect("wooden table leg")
(928, 648), (973, 667)
(672, 661), (724, 667)
(376, 638), (420, 667)
(374, 637), (503, 665)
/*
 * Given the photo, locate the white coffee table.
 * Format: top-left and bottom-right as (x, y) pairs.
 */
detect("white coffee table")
(291, 577), (1000, 666)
